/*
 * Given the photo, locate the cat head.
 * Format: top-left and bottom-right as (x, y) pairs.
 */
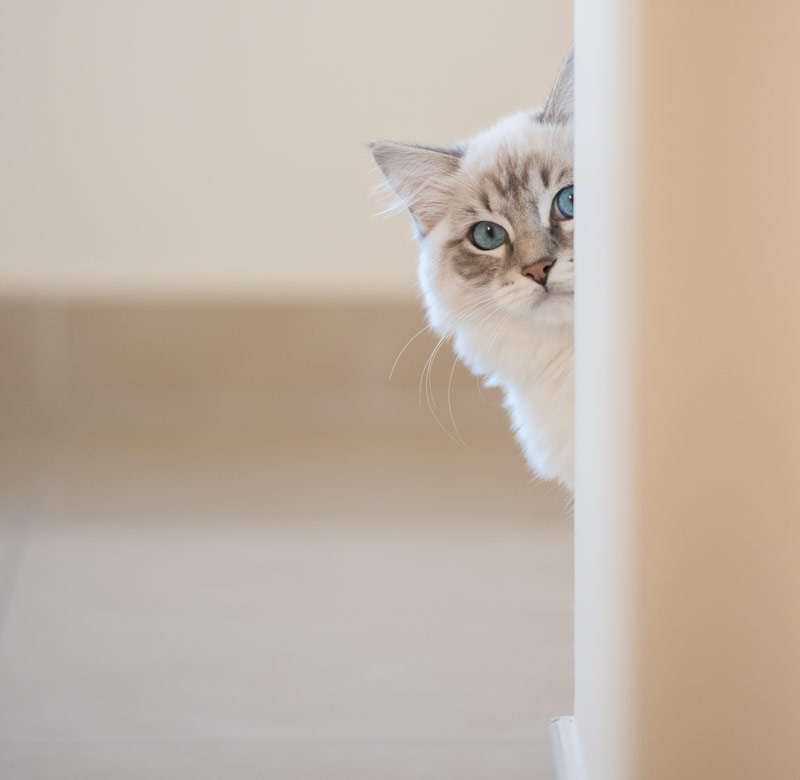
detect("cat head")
(372, 48), (574, 335)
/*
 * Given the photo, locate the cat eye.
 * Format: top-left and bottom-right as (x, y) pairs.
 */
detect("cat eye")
(553, 186), (574, 220)
(470, 221), (507, 250)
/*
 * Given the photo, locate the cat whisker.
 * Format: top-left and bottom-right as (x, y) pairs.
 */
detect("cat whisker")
(420, 334), (444, 408)
(417, 296), (497, 444)
(433, 301), (511, 445)
(390, 291), (497, 381)
(419, 334), (465, 447)
(475, 374), (489, 403)
(389, 323), (432, 381)
(447, 353), (471, 450)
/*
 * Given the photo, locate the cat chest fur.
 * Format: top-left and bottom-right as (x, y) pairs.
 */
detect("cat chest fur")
(454, 316), (574, 489)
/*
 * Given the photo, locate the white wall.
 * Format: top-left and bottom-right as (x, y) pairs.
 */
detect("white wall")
(0, 0), (572, 298)
(574, 1), (638, 778)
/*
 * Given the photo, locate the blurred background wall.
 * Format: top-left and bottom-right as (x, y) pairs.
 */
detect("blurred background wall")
(0, 0), (571, 297)
(0, 2), (574, 778)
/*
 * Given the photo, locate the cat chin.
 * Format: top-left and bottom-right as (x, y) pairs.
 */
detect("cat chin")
(523, 290), (574, 327)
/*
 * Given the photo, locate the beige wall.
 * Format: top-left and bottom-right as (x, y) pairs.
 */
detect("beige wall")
(0, 0), (572, 299)
(636, 5), (800, 779)
(576, 2), (800, 779)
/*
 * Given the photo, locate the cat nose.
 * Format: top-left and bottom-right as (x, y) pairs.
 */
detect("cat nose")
(522, 258), (555, 286)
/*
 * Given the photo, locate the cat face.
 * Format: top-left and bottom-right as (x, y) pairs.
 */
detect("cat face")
(372, 49), (574, 334)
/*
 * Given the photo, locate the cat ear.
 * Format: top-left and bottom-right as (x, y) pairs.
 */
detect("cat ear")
(542, 45), (574, 124)
(370, 142), (462, 234)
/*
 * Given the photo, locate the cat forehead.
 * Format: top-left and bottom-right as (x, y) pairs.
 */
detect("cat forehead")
(460, 112), (573, 186)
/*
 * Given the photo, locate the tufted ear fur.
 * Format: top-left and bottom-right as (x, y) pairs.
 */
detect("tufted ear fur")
(542, 45), (574, 124)
(370, 142), (462, 234)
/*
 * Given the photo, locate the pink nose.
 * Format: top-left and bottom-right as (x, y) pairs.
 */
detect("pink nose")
(523, 258), (555, 287)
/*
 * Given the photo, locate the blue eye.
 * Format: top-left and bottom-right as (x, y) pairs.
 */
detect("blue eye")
(554, 186), (574, 220)
(470, 221), (507, 250)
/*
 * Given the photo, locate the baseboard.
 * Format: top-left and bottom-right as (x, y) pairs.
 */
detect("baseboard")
(550, 716), (586, 780)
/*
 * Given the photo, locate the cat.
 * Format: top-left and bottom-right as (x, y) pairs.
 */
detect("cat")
(372, 48), (574, 490)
